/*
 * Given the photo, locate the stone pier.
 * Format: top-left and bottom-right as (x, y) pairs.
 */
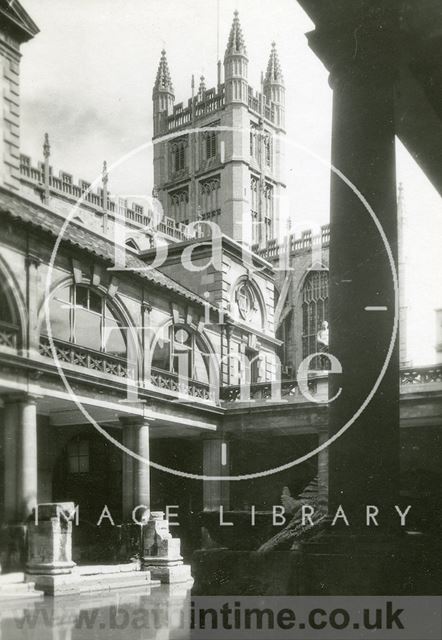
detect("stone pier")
(2, 394), (39, 570)
(296, 2), (402, 594)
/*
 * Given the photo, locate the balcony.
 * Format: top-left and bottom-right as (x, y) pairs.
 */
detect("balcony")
(220, 365), (442, 404)
(150, 368), (215, 402)
(39, 336), (131, 378)
(38, 336), (215, 403)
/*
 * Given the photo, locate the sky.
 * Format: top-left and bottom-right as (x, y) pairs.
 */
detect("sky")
(19, 0), (442, 365)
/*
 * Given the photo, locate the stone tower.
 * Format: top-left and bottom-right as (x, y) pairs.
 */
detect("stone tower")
(151, 11), (286, 247)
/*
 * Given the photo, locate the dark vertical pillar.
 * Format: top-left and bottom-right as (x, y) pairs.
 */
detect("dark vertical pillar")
(294, 7), (405, 595)
(327, 48), (399, 528)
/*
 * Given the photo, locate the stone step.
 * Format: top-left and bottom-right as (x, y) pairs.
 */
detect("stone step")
(0, 578), (43, 599)
(31, 569), (160, 596)
(0, 572), (25, 584)
(78, 570), (156, 594)
(76, 562), (140, 576)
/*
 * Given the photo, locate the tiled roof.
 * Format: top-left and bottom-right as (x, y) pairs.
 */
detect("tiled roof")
(0, 189), (214, 308)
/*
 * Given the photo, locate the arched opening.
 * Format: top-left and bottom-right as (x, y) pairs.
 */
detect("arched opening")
(44, 284), (127, 357)
(301, 270), (329, 370)
(0, 278), (21, 349)
(151, 324), (211, 384)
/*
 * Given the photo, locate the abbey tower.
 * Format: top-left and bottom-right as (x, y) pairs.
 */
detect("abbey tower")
(152, 11), (286, 248)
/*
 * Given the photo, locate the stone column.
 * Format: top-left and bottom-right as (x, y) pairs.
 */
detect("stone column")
(295, 9), (402, 595)
(327, 41), (399, 528)
(17, 396), (38, 520)
(133, 420), (150, 512)
(3, 394), (38, 522)
(120, 417), (150, 520)
(203, 437), (230, 511)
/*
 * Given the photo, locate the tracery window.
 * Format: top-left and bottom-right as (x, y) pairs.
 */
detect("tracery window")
(169, 187), (189, 223)
(47, 285), (126, 357)
(200, 175), (220, 219)
(171, 139), (187, 172)
(264, 134), (272, 167)
(250, 178), (273, 245)
(250, 123), (259, 159)
(301, 270), (329, 369)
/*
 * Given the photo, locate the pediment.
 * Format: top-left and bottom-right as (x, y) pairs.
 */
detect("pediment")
(0, 0), (39, 43)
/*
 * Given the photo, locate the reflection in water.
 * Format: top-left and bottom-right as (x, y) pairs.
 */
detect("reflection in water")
(1, 585), (192, 640)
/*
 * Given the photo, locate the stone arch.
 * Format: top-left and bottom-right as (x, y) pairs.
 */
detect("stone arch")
(38, 278), (141, 375)
(150, 316), (217, 385)
(0, 252), (27, 349)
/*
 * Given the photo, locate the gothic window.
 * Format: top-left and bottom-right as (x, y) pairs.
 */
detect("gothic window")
(169, 187), (189, 222)
(67, 437), (90, 474)
(47, 285), (127, 357)
(250, 123), (259, 160)
(264, 134), (272, 167)
(205, 131), (217, 159)
(171, 139), (186, 172)
(277, 309), (293, 369)
(250, 179), (273, 245)
(199, 175), (220, 221)
(264, 184), (273, 219)
(264, 184), (274, 242)
(250, 176), (258, 215)
(301, 271), (329, 369)
(151, 325), (210, 384)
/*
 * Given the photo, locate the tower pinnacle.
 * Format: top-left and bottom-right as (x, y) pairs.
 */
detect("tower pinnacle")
(225, 10), (247, 58)
(263, 41), (285, 128)
(153, 49), (174, 94)
(265, 42), (284, 86)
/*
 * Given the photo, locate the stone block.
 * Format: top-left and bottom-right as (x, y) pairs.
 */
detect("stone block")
(141, 512), (192, 584)
(142, 511), (182, 563)
(28, 573), (80, 597)
(27, 503), (76, 576)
